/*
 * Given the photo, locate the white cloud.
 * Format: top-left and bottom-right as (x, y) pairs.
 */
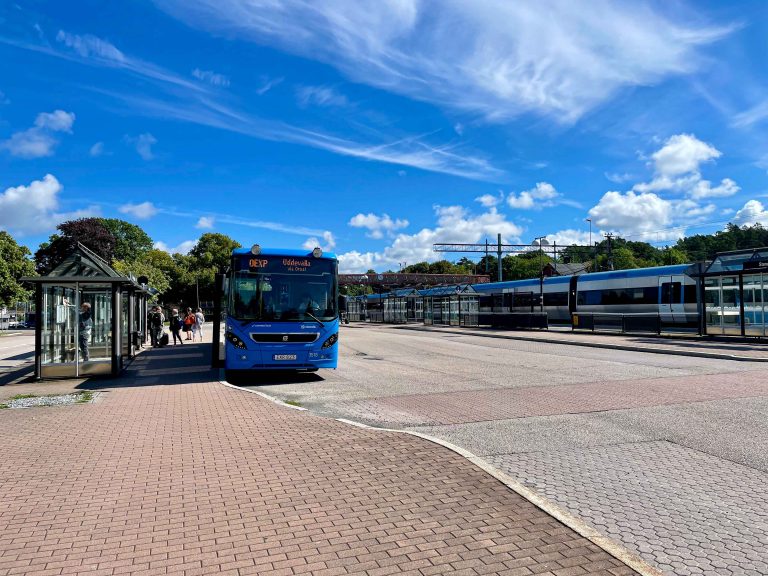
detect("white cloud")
(733, 99), (768, 128)
(2, 130), (57, 159)
(126, 133), (157, 160)
(650, 133), (720, 177)
(196, 216), (215, 229)
(302, 231), (336, 252)
(338, 205), (523, 272)
(1, 109), (76, 158)
(475, 193), (502, 208)
(632, 134), (739, 202)
(0, 174), (99, 235)
(256, 76), (283, 95)
(56, 30), (125, 62)
(604, 172), (633, 184)
(119, 201), (158, 219)
(157, 0), (733, 122)
(34, 110), (75, 132)
(507, 182), (559, 210)
(49, 30), (200, 91)
(454, 123), (464, 136)
(689, 177), (740, 200)
(89, 142), (104, 157)
(153, 240), (196, 255)
(348, 213), (409, 239)
(544, 229), (592, 246)
(296, 85), (349, 108)
(588, 190), (676, 241)
(192, 68), (230, 87)
(0, 90), (9, 105)
(733, 200), (768, 227)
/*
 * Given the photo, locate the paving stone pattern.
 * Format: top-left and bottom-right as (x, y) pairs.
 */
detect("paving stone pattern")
(330, 370), (768, 427)
(0, 348), (636, 575)
(489, 441), (768, 576)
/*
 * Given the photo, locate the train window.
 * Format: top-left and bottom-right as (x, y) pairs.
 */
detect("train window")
(684, 285), (697, 303)
(543, 291), (568, 306)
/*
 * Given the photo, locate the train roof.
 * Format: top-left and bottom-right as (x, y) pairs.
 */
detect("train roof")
(472, 275), (570, 293)
(577, 263), (692, 282)
(232, 248), (337, 260)
(471, 263), (694, 292)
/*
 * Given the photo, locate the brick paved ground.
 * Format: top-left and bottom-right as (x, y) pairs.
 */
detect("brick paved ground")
(0, 344), (636, 575)
(329, 370), (768, 427)
(490, 441), (768, 576)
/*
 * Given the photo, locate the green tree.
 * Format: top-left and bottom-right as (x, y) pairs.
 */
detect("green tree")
(0, 232), (36, 308)
(99, 218), (153, 261)
(188, 233), (241, 273)
(34, 218), (116, 274)
(112, 249), (176, 298)
(402, 262), (429, 274)
(164, 233), (242, 308)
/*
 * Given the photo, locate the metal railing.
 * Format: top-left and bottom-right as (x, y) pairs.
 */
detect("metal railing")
(572, 312), (663, 334)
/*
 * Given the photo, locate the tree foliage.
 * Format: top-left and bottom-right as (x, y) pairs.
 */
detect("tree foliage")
(99, 218), (153, 261)
(0, 232), (36, 308)
(34, 218), (116, 274)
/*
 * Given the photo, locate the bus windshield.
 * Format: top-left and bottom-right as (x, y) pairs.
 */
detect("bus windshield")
(229, 265), (337, 322)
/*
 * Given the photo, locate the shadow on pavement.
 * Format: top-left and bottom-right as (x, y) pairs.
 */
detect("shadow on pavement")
(225, 370), (324, 387)
(4, 351), (35, 361)
(76, 342), (218, 390)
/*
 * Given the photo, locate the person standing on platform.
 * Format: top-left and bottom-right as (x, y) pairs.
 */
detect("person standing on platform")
(183, 307), (195, 340)
(148, 306), (164, 347)
(194, 308), (205, 341)
(168, 308), (184, 345)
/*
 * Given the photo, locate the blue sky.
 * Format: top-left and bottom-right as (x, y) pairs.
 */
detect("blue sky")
(1, 1), (768, 272)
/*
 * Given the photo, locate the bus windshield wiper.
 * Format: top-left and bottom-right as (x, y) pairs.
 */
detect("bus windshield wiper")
(304, 311), (325, 327)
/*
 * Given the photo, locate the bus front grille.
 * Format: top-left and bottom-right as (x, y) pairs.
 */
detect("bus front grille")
(249, 333), (319, 343)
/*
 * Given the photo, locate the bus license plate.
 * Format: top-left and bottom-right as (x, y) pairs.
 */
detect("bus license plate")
(273, 354), (297, 361)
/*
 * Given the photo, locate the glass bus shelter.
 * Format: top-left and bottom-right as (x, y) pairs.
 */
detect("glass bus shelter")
(701, 248), (768, 337)
(22, 243), (153, 379)
(421, 285), (478, 327)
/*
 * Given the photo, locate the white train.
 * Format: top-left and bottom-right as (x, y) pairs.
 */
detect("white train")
(471, 264), (700, 328)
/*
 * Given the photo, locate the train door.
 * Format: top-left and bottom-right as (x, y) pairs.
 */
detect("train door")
(659, 275), (685, 323)
(568, 276), (578, 315)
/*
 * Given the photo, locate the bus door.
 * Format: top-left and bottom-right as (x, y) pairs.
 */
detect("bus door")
(659, 275), (685, 323)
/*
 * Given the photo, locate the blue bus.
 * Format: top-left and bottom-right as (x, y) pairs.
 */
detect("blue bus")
(223, 245), (339, 377)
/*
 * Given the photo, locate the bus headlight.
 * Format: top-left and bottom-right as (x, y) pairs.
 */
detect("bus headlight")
(321, 333), (338, 349)
(226, 331), (247, 349)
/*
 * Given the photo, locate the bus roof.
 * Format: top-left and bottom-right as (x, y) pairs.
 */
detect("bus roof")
(232, 248), (337, 260)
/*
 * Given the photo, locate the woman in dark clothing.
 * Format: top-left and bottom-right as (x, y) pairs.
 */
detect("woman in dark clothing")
(168, 308), (184, 345)
(78, 302), (92, 361)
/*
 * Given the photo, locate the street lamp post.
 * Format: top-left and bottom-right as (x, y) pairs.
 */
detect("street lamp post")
(535, 236), (546, 312)
(585, 218), (593, 269)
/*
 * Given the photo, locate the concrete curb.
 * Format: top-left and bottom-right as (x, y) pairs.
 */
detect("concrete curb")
(393, 324), (768, 362)
(224, 379), (663, 576)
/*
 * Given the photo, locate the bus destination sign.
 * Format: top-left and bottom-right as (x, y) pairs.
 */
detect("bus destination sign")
(244, 256), (314, 273)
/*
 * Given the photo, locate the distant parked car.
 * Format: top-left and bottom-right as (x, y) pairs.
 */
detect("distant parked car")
(7, 321), (23, 329)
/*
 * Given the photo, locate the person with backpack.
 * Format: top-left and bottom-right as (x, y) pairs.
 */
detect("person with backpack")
(183, 307), (195, 340)
(148, 306), (164, 347)
(168, 308), (184, 345)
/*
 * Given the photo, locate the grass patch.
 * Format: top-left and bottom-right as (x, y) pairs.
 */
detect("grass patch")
(10, 394), (37, 401)
(0, 404), (8, 409)
(284, 399), (302, 407)
(76, 391), (94, 404)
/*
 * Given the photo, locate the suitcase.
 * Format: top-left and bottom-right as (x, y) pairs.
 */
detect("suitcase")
(159, 332), (169, 347)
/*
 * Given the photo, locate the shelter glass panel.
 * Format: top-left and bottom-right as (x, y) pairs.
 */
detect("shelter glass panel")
(743, 274), (765, 336)
(704, 277), (722, 335)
